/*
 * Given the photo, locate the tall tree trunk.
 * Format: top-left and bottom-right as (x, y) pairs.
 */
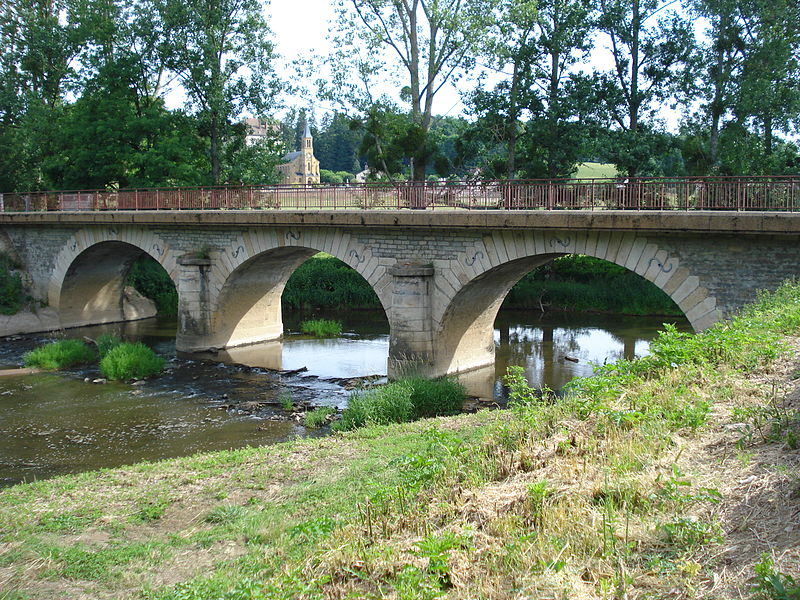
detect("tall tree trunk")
(628, 0), (640, 178)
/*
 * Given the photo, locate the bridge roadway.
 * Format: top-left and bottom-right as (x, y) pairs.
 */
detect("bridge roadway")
(2, 210), (799, 378)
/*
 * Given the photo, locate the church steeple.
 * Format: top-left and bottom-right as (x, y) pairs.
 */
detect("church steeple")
(303, 122), (312, 149)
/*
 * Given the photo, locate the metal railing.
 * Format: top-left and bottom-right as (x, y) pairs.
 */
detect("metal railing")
(2, 176), (799, 212)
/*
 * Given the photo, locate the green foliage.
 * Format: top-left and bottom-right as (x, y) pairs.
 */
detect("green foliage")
(283, 255), (380, 310)
(126, 255), (178, 315)
(99, 343), (165, 380)
(304, 407), (336, 429)
(504, 255), (682, 315)
(335, 378), (466, 431)
(95, 334), (122, 358)
(0, 253), (28, 316)
(658, 517), (723, 553)
(279, 393), (294, 411)
(503, 365), (542, 406)
(754, 554), (800, 600)
(300, 319), (343, 338)
(23, 340), (96, 370)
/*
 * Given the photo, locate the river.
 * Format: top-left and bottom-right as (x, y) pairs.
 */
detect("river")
(0, 309), (689, 487)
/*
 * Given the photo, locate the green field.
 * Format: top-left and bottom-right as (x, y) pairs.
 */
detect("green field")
(573, 161), (619, 179)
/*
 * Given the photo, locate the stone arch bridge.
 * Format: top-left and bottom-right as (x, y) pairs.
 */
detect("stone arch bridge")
(2, 210), (799, 378)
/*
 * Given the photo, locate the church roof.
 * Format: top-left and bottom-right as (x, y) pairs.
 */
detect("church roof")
(303, 122), (312, 138)
(282, 150), (302, 162)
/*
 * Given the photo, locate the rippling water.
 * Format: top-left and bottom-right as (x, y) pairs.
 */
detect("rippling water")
(0, 309), (688, 486)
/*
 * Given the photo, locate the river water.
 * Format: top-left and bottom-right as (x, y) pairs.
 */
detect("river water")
(0, 309), (688, 487)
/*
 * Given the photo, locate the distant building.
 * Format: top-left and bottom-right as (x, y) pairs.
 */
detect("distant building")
(276, 123), (320, 185)
(243, 117), (281, 146)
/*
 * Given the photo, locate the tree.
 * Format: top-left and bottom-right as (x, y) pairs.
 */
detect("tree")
(468, 0), (595, 179)
(156, 0), (279, 184)
(595, 0), (696, 176)
(733, 0), (800, 157)
(332, 0), (495, 181)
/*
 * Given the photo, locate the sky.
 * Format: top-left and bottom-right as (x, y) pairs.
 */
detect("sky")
(262, 0), (689, 128)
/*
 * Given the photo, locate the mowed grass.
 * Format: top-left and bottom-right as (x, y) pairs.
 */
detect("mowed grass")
(1, 283), (799, 599)
(573, 161), (619, 179)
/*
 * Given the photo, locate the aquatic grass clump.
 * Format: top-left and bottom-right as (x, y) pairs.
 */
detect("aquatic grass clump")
(23, 339), (97, 370)
(334, 377), (466, 431)
(300, 319), (343, 338)
(99, 342), (165, 380)
(304, 407), (336, 429)
(95, 334), (123, 358)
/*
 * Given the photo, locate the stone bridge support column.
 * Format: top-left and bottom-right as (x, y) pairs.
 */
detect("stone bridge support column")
(175, 256), (214, 352)
(387, 262), (436, 379)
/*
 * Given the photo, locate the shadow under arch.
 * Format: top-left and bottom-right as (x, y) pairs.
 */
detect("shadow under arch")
(207, 246), (391, 350)
(433, 252), (688, 377)
(58, 240), (177, 329)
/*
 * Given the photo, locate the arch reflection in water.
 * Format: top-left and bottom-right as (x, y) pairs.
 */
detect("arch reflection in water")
(202, 309), (689, 400)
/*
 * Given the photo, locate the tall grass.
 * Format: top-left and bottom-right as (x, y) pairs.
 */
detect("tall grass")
(335, 377), (465, 431)
(99, 342), (165, 380)
(300, 319), (343, 337)
(22, 339), (96, 370)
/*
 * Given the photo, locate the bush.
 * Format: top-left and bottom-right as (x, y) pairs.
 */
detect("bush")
(95, 334), (122, 358)
(304, 407), (336, 429)
(99, 342), (165, 380)
(334, 377), (466, 431)
(300, 319), (343, 337)
(23, 340), (97, 370)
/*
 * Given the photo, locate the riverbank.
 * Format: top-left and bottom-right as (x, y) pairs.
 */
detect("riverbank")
(1, 284), (798, 599)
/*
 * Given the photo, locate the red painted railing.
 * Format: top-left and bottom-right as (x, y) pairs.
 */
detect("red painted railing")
(2, 176), (799, 212)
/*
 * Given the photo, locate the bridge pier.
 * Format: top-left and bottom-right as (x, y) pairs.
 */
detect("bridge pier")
(175, 256), (214, 351)
(387, 262), (437, 378)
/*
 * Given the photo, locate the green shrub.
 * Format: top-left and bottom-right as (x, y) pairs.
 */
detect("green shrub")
(95, 334), (122, 358)
(304, 407), (336, 429)
(300, 319), (343, 337)
(23, 339), (96, 370)
(99, 342), (165, 380)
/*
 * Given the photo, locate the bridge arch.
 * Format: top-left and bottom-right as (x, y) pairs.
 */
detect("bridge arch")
(430, 230), (721, 376)
(51, 229), (178, 329)
(197, 228), (392, 350)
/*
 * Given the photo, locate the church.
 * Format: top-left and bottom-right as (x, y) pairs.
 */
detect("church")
(276, 123), (320, 184)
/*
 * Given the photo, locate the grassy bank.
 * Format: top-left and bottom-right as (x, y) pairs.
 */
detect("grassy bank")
(1, 284), (799, 599)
